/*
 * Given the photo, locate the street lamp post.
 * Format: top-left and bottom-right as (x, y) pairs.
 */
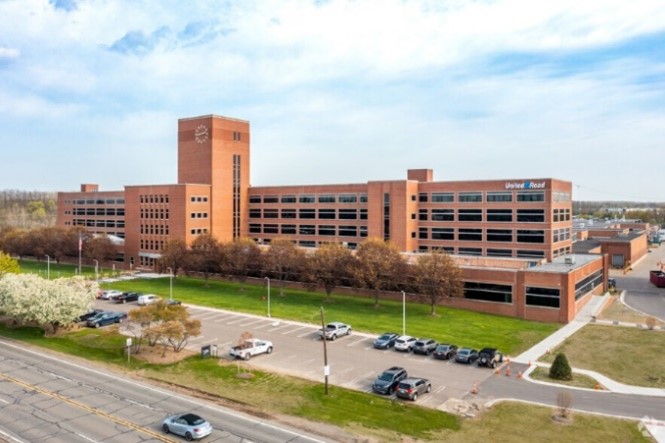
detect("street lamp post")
(45, 255), (50, 280)
(265, 276), (271, 318)
(94, 260), (99, 282)
(401, 290), (406, 336)
(167, 267), (174, 301)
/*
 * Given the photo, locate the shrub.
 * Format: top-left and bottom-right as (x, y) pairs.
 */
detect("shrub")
(549, 352), (573, 381)
(645, 316), (657, 330)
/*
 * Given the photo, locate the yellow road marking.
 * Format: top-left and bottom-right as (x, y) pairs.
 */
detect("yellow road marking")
(0, 371), (175, 442)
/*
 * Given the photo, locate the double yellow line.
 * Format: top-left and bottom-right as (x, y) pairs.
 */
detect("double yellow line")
(0, 371), (175, 442)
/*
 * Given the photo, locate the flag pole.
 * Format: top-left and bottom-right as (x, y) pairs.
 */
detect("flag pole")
(78, 232), (82, 276)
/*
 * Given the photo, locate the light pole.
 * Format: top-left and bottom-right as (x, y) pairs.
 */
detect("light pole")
(94, 260), (99, 282)
(167, 267), (174, 301)
(401, 290), (406, 336)
(45, 255), (50, 280)
(265, 276), (271, 318)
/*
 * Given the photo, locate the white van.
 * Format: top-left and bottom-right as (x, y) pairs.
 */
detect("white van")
(137, 294), (160, 306)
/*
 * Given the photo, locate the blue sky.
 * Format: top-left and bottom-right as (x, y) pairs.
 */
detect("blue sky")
(1, 0), (663, 202)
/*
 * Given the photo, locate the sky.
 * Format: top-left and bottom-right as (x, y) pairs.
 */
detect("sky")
(0, 0), (663, 202)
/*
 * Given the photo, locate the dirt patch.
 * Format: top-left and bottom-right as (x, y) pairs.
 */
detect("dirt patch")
(131, 344), (197, 364)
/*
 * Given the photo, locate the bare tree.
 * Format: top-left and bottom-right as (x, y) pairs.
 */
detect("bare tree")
(304, 243), (354, 302)
(188, 234), (222, 287)
(412, 251), (463, 315)
(222, 238), (262, 289)
(352, 238), (405, 307)
(262, 238), (305, 296)
(157, 239), (188, 276)
(555, 391), (574, 420)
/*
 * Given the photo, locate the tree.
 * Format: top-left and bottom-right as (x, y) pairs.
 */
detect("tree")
(157, 239), (188, 276)
(0, 274), (97, 334)
(0, 252), (20, 277)
(152, 318), (201, 353)
(221, 238), (262, 289)
(304, 243), (354, 301)
(188, 234), (222, 286)
(128, 300), (202, 353)
(549, 352), (573, 381)
(352, 238), (405, 307)
(412, 251), (463, 315)
(262, 238), (305, 296)
(84, 234), (118, 264)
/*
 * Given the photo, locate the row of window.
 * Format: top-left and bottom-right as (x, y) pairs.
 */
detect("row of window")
(139, 195), (170, 204)
(250, 208), (368, 220)
(71, 219), (126, 228)
(418, 190), (548, 203)
(191, 228), (209, 235)
(67, 208), (126, 216)
(417, 246), (546, 258)
(249, 193), (368, 204)
(252, 238), (359, 249)
(190, 196), (209, 203)
(66, 198), (125, 205)
(249, 223), (368, 237)
(418, 228), (548, 243)
(417, 208), (546, 223)
(553, 208), (572, 222)
(191, 212), (209, 219)
(140, 239), (165, 251)
(140, 224), (170, 236)
(140, 209), (170, 220)
(552, 246), (573, 258)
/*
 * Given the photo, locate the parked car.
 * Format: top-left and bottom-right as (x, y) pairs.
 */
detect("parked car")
(114, 292), (141, 304)
(99, 289), (123, 300)
(137, 294), (160, 306)
(86, 311), (127, 328)
(395, 377), (432, 401)
(77, 308), (104, 322)
(167, 299), (182, 306)
(477, 348), (504, 368)
(373, 332), (399, 350)
(229, 338), (274, 360)
(162, 413), (213, 441)
(455, 348), (479, 364)
(393, 335), (417, 352)
(433, 343), (458, 360)
(371, 366), (408, 395)
(318, 322), (351, 340)
(412, 338), (438, 355)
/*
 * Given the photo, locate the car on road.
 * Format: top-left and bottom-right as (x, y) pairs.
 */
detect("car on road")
(395, 377), (432, 401)
(455, 348), (479, 364)
(433, 343), (458, 360)
(137, 294), (160, 306)
(99, 289), (123, 300)
(412, 338), (438, 355)
(114, 292), (141, 304)
(318, 322), (352, 340)
(477, 348), (504, 368)
(371, 366), (408, 395)
(162, 413), (213, 441)
(393, 335), (417, 352)
(86, 311), (127, 328)
(373, 332), (399, 349)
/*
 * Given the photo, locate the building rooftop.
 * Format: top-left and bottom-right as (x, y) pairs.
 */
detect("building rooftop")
(526, 254), (601, 273)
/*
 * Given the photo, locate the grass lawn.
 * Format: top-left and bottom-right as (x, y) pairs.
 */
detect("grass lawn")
(539, 324), (665, 388)
(101, 275), (559, 356)
(0, 324), (649, 443)
(19, 259), (118, 280)
(600, 297), (665, 327)
(529, 366), (603, 390)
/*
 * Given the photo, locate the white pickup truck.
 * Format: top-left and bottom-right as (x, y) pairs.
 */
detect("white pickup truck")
(229, 338), (274, 360)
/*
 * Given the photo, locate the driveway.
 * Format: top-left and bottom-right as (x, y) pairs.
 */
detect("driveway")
(612, 244), (665, 321)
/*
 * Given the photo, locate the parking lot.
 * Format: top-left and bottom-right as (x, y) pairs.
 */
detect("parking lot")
(94, 298), (503, 409)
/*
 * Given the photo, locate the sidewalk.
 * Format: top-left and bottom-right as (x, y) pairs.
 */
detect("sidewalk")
(514, 293), (665, 398)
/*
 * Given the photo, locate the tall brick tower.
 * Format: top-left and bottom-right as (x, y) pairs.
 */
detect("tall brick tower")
(178, 115), (250, 241)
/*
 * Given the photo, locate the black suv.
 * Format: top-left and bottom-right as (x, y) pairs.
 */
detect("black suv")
(412, 338), (438, 355)
(477, 348), (503, 368)
(372, 367), (408, 395)
(433, 343), (458, 360)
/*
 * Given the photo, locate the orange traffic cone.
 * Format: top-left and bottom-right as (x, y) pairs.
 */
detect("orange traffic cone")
(517, 371), (522, 379)
(505, 366), (511, 377)
(528, 360), (532, 367)
(471, 383), (479, 394)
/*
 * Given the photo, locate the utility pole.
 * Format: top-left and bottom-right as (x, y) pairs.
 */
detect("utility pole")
(320, 306), (329, 395)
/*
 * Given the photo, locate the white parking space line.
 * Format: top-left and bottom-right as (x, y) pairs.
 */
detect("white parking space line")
(433, 386), (447, 394)
(239, 318), (267, 327)
(226, 317), (253, 325)
(281, 326), (308, 335)
(346, 337), (370, 347)
(345, 371), (375, 388)
(193, 312), (221, 320)
(213, 315), (235, 323)
(298, 330), (317, 338)
(267, 324), (292, 332)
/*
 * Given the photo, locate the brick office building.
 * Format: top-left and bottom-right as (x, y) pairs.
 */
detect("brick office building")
(57, 114), (607, 322)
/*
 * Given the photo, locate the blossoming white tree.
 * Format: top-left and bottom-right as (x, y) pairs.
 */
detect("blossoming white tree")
(0, 274), (97, 334)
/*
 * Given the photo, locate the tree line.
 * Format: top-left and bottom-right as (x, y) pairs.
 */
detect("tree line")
(0, 190), (57, 229)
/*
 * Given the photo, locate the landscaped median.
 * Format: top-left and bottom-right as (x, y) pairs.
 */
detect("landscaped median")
(0, 324), (652, 443)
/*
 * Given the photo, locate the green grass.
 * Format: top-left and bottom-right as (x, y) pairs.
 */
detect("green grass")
(101, 275), (559, 355)
(540, 324), (665, 388)
(529, 366), (603, 390)
(19, 259), (117, 279)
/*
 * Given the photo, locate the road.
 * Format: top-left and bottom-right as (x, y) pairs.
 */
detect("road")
(613, 244), (665, 321)
(0, 338), (336, 443)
